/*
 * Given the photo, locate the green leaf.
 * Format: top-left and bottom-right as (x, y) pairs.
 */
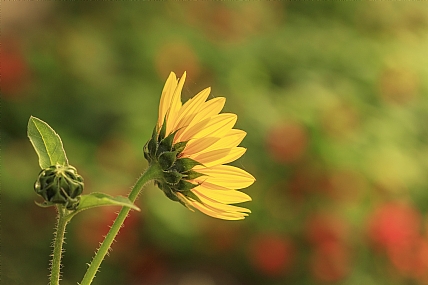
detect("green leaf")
(70, 192), (140, 217)
(27, 116), (68, 169)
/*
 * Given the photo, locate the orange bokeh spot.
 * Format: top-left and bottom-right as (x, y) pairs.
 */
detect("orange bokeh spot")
(266, 121), (308, 164)
(248, 233), (294, 277)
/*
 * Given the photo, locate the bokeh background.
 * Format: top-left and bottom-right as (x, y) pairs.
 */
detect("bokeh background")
(3, 1), (428, 285)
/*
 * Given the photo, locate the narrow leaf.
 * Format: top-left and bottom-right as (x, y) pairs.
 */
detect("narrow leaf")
(27, 116), (68, 169)
(72, 192), (140, 216)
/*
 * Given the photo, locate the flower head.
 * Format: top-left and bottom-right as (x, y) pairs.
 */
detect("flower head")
(144, 72), (255, 220)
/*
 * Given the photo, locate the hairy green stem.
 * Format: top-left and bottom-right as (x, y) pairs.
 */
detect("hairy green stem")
(80, 163), (162, 285)
(50, 207), (70, 285)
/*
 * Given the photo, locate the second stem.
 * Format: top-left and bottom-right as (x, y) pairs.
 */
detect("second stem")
(80, 163), (162, 285)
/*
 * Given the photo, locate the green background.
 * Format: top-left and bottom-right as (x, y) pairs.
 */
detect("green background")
(2, 2), (428, 285)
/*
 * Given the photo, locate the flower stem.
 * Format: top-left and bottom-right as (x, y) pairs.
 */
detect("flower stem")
(50, 207), (70, 285)
(80, 163), (162, 285)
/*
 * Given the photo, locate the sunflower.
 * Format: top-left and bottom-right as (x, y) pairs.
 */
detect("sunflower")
(144, 72), (255, 220)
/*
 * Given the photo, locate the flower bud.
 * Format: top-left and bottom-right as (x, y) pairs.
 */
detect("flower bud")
(34, 164), (84, 210)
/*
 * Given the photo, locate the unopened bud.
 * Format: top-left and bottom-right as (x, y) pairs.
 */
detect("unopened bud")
(34, 164), (84, 210)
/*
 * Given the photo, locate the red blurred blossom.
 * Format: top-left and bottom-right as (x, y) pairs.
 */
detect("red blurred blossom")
(366, 202), (428, 282)
(413, 238), (428, 282)
(368, 202), (421, 251)
(382, 235), (428, 285)
(248, 233), (295, 277)
(387, 236), (427, 278)
(0, 37), (30, 99)
(266, 121), (308, 164)
(306, 213), (352, 282)
(310, 241), (351, 283)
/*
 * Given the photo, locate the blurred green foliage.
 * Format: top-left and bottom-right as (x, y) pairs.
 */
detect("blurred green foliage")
(2, 1), (428, 285)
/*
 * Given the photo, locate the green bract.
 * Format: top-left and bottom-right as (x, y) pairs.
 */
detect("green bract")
(143, 121), (204, 207)
(34, 164), (84, 210)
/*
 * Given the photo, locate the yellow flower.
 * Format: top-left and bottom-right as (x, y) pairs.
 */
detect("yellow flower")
(144, 72), (255, 220)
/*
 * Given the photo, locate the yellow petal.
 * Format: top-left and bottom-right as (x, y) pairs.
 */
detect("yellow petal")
(187, 199), (249, 220)
(158, 72), (178, 129)
(191, 147), (246, 167)
(186, 130), (247, 165)
(194, 192), (251, 214)
(182, 137), (221, 156)
(176, 117), (211, 144)
(180, 113), (238, 141)
(175, 98), (226, 142)
(188, 97), (226, 127)
(197, 181), (230, 191)
(193, 187), (252, 204)
(174, 87), (211, 131)
(166, 72), (186, 134)
(204, 129), (246, 152)
(194, 164), (255, 189)
(190, 113), (237, 140)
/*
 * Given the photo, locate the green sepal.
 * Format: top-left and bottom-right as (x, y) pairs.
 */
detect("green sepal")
(158, 151), (177, 170)
(181, 189), (203, 204)
(183, 170), (206, 180)
(158, 116), (167, 141)
(164, 189), (179, 202)
(147, 137), (157, 159)
(157, 130), (177, 156)
(143, 142), (152, 162)
(173, 141), (187, 155)
(151, 125), (158, 141)
(164, 170), (183, 185)
(175, 193), (194, 210)
(159, 183), (180, 202)
(176, 180), (199, 192)
(174, 157), (201, 173)
(35, 200), (56, 208)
